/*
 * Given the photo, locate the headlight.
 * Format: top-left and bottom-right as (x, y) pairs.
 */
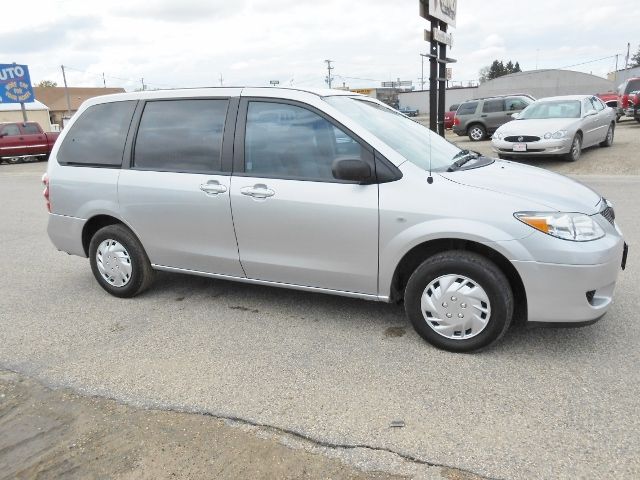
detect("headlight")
(552, 130), (567, 139)
(543, 130), (567, 140)
(494, 132), (503, 140)
(514, 212), (605, 241)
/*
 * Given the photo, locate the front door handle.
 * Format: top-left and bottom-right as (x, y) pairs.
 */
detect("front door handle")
(240, 184), (275, 199)
(200, 180), (227, 195)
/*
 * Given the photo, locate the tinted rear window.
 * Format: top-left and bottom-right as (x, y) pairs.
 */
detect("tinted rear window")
(449, 104), (459, 111)
(457, 102), (478, 115)
(134, 99), (228, 174)
(57, 101), (136, 166)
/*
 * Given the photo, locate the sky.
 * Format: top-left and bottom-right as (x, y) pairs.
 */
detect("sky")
(1, 0), (637, 92)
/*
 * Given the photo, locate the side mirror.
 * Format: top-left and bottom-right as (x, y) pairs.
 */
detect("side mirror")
(511, 112), (519, 119)
(332, 158), (373, 184)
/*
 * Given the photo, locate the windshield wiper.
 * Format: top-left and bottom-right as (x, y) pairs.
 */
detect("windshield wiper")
(447, 150), (480, 172)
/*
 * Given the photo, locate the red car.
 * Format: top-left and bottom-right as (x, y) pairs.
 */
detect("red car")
(444, 104), (459, 129)
(617, 77), (640, 118)
(0, 122), (59, 163)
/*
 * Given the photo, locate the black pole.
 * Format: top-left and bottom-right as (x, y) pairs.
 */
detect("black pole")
(437, 21), (447, 137)
(428, 19), (438, 133)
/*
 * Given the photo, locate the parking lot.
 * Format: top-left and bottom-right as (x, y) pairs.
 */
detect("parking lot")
(1, 120), (639, 479)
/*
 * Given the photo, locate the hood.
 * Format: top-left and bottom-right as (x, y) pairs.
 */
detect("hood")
(440, 160), (602, 214)
(498, 118), (579, 136)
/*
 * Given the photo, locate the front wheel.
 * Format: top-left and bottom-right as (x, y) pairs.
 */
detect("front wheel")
(564, 133), (582, 162)
(404, 251), (513, 352)
(89, 224), (155, 298)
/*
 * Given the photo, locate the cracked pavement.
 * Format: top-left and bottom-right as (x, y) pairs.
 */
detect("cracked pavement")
(1, 125), (640, 479)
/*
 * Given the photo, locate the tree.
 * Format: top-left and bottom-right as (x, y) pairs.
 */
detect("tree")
(37, 80), (57, 87)
(479, 59), (522, 82)
(631, 44), (640, 68)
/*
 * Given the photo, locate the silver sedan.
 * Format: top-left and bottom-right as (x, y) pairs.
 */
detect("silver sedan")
(491, 95), (616, 161)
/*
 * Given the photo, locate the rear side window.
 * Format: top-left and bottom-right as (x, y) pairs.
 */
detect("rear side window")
(22, 124), (40, 134)
(1, 124), (20, 136)
(134, 99), (228, 173)
(57, 101), (136, 166)
(448, 104), (459, 112)
(482, 99), (505, 113)
(456, 102), (478, 115)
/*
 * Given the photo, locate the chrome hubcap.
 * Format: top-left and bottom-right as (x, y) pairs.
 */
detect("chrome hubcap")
(96, 239), (132, 287)
(470, 127), (483, 140)
(607, 127), (613, 143)
(420, 274), (491, 340)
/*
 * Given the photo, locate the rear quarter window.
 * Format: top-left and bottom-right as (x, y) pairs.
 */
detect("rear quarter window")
(57, 101), (136, 167)
(457, 102), (478, 115)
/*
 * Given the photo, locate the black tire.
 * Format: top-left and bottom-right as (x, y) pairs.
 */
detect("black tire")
(404, 251), (513, 352)
(599, 123), (614, 147)
(89, 224), (155, 298)
(564, 133), (582, 162)
(615, 114), (622, 123)
(467, 124), (486, 142)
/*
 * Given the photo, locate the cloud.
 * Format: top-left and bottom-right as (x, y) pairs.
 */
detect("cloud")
(112, 0), (247, 23)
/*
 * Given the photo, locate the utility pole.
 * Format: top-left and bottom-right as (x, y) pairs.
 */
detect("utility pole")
(61, 65), (72, 118)
(625, 42), (631, 70)
(324, 60), (334, 88)
(102, 72), (106, 88)
(141, 77), (146, 91)
(219, 73), (224, 86)
(420, 54), (426, 90)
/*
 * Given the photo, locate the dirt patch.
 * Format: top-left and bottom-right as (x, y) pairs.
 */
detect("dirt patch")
(0, 370), (407, 480)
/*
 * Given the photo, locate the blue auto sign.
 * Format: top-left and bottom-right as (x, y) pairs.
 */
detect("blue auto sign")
(0, 64), (34, 103)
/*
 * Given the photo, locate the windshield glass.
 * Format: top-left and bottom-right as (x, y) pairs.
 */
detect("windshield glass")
(519, 100), (581, 119)
(324, 96), (462, 172)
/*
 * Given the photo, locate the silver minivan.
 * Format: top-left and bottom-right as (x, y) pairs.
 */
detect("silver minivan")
(44, 87), (627, 352)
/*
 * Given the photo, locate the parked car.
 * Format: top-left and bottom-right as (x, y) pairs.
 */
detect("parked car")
(453, 94), (534, 141)
(0, 122), (59, 164)
(444, 104), (459, 129)
(44, 87), (627, 352)
(617, 77), (640, 118)
(492, 95), (616, 162)
(398, 105), (419, 117)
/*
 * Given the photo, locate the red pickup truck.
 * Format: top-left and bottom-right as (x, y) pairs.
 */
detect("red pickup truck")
(0, 122), (60, 164)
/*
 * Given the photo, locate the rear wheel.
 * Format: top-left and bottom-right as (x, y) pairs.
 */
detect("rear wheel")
(89, 224), (155, 298)
(599, 123), (614, 147)
(404, 251), (513, 352)
(564, 133), (582, 162)
(468, 124), (486, 142)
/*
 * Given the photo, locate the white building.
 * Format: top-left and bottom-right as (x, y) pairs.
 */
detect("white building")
(0, 100), (53, 131)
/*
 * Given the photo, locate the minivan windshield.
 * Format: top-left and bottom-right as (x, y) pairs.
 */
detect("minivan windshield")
(324, 96), (464, 172)
(518, 100), (581, 119)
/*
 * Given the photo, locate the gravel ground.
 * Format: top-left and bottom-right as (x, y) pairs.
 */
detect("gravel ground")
(1, 122), (639, 479)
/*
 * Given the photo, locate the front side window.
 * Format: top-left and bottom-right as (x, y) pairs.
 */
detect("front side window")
(57, 101), (136, 166)
(505, 97), (529, 111)
(1, 124), (20, 136)
(244, 101), (367, 181)
(590, 97), (605, 111)
(134, 99), (228, 173)
(482, 99), (505, 113)
(22, 123), (40, 134)
(457, 102), (478, 115)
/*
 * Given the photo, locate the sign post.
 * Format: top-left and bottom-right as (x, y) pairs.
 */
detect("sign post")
(419, 1), (457, 136)
(0, 63), (35, 123)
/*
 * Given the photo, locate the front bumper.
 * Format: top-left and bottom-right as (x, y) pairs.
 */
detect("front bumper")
(511, 236), (626, 324)
(491, 138), (571, 156)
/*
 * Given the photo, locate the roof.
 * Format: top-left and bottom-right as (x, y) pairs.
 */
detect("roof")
(0, 99), (49, 112)
(536, 95), (594, 101)
(76, 86), (360, 107)
(33, 86), (126, 112)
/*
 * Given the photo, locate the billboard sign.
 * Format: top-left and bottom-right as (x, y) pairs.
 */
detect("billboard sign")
(0, 64), (34, 104)
(420, 0), (457, 27)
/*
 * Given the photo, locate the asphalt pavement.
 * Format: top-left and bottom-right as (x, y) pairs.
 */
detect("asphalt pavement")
(1, 126), (639, 479)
